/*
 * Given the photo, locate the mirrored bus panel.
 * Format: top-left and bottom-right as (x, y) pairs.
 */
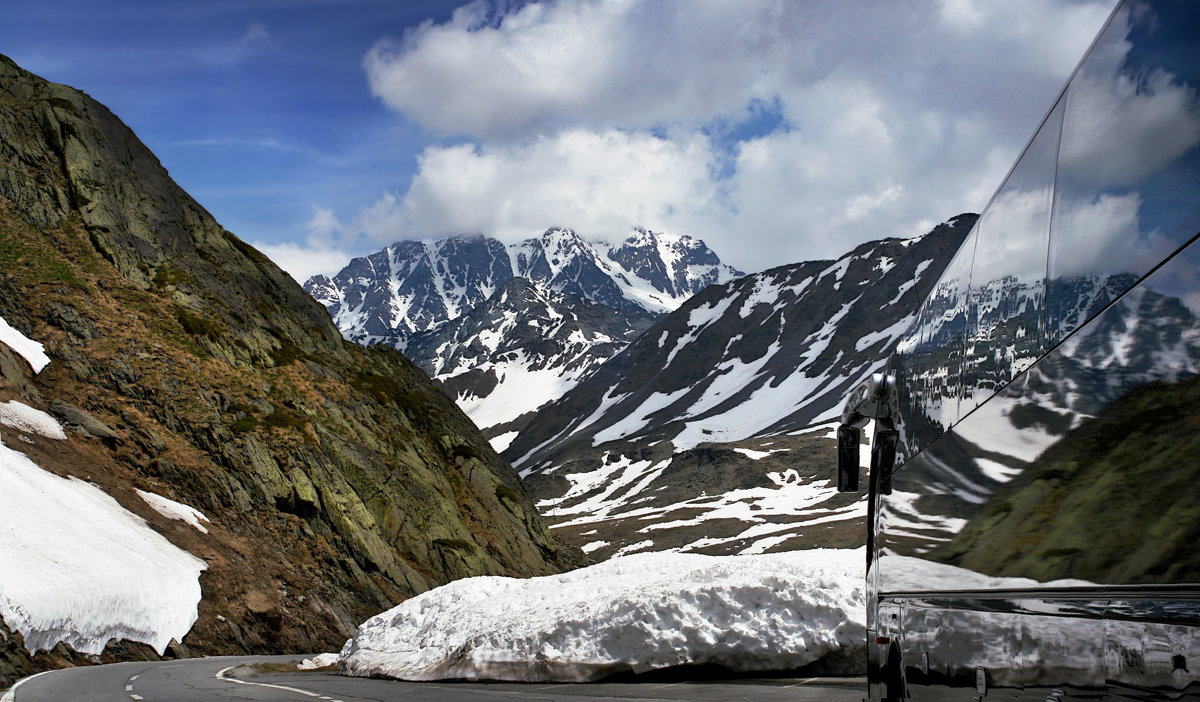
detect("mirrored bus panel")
(838, 1), (1200, 698)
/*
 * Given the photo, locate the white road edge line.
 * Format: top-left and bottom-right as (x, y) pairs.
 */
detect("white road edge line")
(1, 670), (54, 702)
(215, 665), (341, 700)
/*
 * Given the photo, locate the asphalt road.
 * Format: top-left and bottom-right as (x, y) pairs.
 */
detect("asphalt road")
(6, 656), (866, 701)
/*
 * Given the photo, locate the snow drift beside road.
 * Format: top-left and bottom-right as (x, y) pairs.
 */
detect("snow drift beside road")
(339, 548), (866, 682)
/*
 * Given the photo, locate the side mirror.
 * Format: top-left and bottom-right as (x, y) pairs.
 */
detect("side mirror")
(837, 425), (860, 492)
(872, 429), (899, 496)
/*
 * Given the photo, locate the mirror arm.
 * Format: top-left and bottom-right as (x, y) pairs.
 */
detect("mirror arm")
(836, 372), (899, 493)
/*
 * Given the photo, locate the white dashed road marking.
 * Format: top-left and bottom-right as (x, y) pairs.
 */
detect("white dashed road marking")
(215, 666), (344, 702)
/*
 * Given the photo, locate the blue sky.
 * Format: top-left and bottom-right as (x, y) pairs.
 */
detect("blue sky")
(1, 0), (1118, 280)
(1, 1), (457, 263)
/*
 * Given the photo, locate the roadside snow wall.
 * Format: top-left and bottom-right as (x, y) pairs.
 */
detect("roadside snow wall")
(339, 548), (866, 682)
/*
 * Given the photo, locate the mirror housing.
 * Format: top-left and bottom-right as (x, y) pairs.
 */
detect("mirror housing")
(872, 428), (899, 496)
(837, 425), (860, 492)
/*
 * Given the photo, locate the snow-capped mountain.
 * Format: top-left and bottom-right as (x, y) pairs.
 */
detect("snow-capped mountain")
(505, 216), (976, 559)
(305, 227), (742, 350)
(306, 227), (740, 433)
(404, 278), (656, 441)
(305, 235), (514, 348)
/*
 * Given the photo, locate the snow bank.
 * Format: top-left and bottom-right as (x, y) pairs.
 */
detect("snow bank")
(339, 548), (865, 682)
(136, 489), (211, 534)
(0, 439), (207, 655)
(0, 400), (66, 440)
(298, 652), (340, 670)
(0, 316), (50, 374)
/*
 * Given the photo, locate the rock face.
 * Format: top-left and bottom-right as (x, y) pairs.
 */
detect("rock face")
(506, 217), (975, 560)
(0, 54), (577, 686)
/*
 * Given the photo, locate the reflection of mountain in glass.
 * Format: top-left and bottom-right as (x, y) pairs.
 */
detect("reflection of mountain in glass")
(891, 228), (975, 456)
(883, 260), (1200, 566)
(937, 373), (1200, 584)
(964, 273), (1045, 400)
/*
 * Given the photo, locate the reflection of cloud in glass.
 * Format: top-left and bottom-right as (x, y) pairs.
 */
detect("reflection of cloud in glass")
(1057, 7), (1200, 195)
(1185, 291), (1200, 316)
(1051, 4), (1200, 282)
(975, 187), (1052, 284)
(1051, 192), (1169, 276)
(1146, 239), (1200, 316)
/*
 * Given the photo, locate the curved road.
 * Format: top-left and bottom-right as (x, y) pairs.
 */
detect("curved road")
(6, 656), (865, 701)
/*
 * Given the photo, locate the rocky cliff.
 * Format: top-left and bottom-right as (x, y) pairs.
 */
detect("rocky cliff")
(0, 54), (576, 686)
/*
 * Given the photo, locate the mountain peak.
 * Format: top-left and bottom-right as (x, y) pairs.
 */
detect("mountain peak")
(626, 226), (659, 246)
(536, 227), (594, 261)
(308, 230), (742, 350)
(435, 232), (488, 245)
(540, 226), (585, 243)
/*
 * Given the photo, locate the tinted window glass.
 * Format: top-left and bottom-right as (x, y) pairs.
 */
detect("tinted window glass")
(891, 228), (977, 460)
(962, 98), (1065, 415)
(883, 235), (1200, 586)
(1047, 1), (1200, 345)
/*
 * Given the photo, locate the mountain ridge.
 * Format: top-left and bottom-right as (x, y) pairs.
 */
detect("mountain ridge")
(504, 215), (976, 560)
(306, 227), (742, 433)
(305, 227), (742, 349)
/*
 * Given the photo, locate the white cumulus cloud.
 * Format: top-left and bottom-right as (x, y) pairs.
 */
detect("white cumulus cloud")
(389, 128), (722, 244)
(340, 0), (1121, 272)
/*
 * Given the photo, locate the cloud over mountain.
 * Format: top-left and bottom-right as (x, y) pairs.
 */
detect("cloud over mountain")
(346, 0), (1115, 274)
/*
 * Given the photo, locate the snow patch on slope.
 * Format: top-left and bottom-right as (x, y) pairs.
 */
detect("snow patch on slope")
(454, 355), (580, 430)
(339, 548), (866, 682)
(0, 440), (206, 655)
(0, 316), (49, 374)
(488, 431), (520, 453)
(0, 401), (66, 440)
(136, 489), (211, 534)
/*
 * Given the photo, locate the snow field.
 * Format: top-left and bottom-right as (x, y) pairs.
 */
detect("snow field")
(0, 321), (207, 657)
(0, 440), (207, 655)
(339, 548), (867, 682)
